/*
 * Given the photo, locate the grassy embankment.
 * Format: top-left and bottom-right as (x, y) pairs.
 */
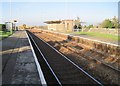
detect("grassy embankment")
(73, 32), (120, 41)
(0, 31), (12, 40)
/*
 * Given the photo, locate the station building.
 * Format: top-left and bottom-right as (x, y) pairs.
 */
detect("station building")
(44, 18), (81, 33)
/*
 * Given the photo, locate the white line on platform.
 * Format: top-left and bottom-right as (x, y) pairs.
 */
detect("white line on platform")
(26, 31), (47, 85)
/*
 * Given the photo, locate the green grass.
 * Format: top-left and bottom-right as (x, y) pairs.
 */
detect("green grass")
(73, 32), (120, 41)
(0, 31), (12, 40)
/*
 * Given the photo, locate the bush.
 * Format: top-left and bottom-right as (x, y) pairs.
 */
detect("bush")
(101, 19), (113, 28)
(0, 24), (6, 31)
(87, 24), (94, 29)
(101, 17), (119, 28)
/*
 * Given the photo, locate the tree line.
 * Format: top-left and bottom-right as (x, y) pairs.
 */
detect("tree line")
(83, 16), (120, 29)
(101, 16), (119, 28)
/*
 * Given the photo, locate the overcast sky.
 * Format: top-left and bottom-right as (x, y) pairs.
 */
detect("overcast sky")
(0, 0), (119, 26)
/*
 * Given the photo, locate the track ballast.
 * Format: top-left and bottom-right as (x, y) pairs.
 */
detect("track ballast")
(27, 30), (103, 85)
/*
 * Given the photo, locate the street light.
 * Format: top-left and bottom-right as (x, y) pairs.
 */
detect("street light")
(14, 20), (17, 22)
(13, 20), (17, 31)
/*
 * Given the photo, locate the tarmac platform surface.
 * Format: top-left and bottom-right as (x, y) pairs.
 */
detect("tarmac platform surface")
(1, 31), (41, 85)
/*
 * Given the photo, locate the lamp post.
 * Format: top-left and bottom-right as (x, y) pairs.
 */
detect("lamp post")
(14, 20), (17, 31)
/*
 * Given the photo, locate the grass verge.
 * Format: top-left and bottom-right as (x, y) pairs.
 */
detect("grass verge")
(73, 32), (120, 41)
(0, 31), (12, 40)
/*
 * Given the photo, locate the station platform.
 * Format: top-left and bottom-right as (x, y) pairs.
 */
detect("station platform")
(1, 30), (42, 85)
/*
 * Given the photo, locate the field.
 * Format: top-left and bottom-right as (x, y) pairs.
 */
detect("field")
(73, 32), (120, 41)
(0, 31), (12, 40)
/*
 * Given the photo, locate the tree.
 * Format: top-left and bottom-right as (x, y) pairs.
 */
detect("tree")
(100, 17), (119, 29)
(112, 16), (119, 28)
(87, 24), (94, 29)
(108, 22), (114, 28)
(101, 19), (114, 28)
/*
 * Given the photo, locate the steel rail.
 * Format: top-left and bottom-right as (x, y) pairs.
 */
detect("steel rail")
(28, 32), (62, 85)
(28, 31), (103, 86)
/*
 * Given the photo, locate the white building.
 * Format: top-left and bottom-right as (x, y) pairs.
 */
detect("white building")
(5, 22), (13, 31)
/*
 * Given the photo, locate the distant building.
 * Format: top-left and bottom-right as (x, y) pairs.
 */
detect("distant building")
(5, 22), (13, 31)
(44, 18), (82, 32)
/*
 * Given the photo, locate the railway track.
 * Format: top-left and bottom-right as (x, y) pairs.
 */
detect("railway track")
(32, 30), (120, 72)
(35, 30), (120, 72)
(27, 30), (103, 85)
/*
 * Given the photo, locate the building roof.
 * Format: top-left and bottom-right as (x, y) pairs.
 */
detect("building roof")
(44, 20), (61, 24)
(62, 20), (73, 21)
(44, 19), (75, 24)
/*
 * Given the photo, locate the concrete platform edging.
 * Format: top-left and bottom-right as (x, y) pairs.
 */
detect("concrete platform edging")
(26, 31), (47, 85)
